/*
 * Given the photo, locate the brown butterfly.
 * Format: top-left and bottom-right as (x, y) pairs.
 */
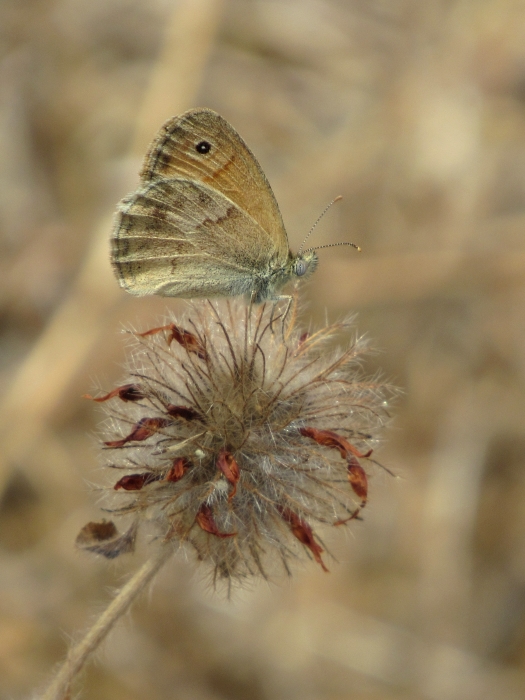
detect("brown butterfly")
(111, 108), (353, 302)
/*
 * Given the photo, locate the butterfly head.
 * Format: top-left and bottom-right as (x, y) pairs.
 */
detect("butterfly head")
(255, 250), (318, 303)
(292, 250), (318, 280)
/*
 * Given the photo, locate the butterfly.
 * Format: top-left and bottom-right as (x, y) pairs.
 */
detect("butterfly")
(111, 108), (354, 303)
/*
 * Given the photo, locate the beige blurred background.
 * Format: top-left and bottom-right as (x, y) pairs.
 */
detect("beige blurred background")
(1, 0), (525, 698)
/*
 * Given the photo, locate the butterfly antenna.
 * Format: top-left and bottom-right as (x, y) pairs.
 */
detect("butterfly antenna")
(303, 241), (361, 253)
(298, 195), (343, 254)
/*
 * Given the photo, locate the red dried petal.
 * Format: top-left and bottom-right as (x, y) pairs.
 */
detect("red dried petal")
(138, 323), (207, 360)
(169, 325), (207, 360)
(165, 457), (190, 482)
(114, 472), (161, 490)
(347, 456), (368, 504)
(166, 405), (200, 421)
(137, 324), (171, 337)
(300, 427), (372, 460)
(216, 450), (240, 501)
(76, 521), (137, 558)
(76, 520), (118, 543)
(104, 417), (172, 448)
(348, 445), (372, 459)
(279, 507), (328, 572)
(295, 332), (310, 356)
(196, 503), (236, 538)
(333, 509), (361, 526)
(83, 384), (145, 403)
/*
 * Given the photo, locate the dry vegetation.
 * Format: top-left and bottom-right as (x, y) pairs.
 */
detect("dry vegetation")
(1, 0), (525, 698)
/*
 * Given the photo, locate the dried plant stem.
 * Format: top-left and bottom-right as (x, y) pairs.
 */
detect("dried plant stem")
(40, 545), (173, 700)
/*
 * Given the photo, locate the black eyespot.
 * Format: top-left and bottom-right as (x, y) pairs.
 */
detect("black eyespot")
(196, 140), (211, 154)
(295, 260), (307, 277)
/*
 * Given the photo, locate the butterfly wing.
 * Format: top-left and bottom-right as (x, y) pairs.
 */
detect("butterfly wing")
(112, 178), (277, 298)
(139, 108), (289, 260)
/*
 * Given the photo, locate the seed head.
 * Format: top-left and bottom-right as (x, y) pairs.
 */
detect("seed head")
(79, 300), (395, 584)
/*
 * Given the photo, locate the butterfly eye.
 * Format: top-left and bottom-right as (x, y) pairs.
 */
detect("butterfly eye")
(196, 140), (212, 154)
(295, 260), (307, 277)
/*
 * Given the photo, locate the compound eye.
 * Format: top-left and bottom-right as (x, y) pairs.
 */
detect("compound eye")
(295, 260), (307, 277)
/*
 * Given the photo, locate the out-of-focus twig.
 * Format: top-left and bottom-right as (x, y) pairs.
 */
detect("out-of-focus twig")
(299, 602), (525, 700)
(315, 249), (525, 308)
(132, 0), (224, 157)
(0, 0), (224, 497)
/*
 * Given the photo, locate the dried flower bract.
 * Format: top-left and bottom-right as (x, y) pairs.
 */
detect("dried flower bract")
(81, 299), (395, 583)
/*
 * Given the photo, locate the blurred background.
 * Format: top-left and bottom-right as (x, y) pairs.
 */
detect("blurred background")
(1, 0), (525, 698)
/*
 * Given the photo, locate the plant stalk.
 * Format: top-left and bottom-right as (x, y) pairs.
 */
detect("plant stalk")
(40, 545), (172, 700)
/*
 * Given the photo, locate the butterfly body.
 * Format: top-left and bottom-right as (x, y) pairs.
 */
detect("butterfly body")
(111, 109), (318, 302)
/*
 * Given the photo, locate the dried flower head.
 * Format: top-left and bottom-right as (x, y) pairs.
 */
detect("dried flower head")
(80, 299), (395, 584)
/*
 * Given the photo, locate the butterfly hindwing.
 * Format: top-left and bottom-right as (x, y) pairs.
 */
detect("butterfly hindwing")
(112, 178), (276, 298)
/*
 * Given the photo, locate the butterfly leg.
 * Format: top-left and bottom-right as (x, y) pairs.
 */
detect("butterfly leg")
(268, 295), (293, 337)
(248, 290), (257, 341)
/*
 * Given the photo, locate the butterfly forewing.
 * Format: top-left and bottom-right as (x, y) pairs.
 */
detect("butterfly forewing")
(139, 109), (289, 260)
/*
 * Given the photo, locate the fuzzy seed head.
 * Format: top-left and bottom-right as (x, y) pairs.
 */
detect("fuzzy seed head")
(80, 299), (395, 584)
